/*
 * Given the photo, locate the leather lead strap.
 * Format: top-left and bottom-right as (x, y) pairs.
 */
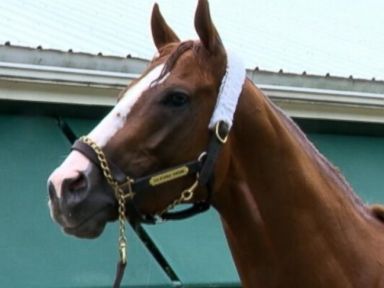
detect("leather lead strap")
(112, 261), (127, 288)
(160, 201), (210, 220)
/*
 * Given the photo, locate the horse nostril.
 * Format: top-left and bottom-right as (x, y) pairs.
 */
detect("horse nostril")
(68, 173), (87, 193)
(62, 172), (89, 204)
(48, 182), (57, 201)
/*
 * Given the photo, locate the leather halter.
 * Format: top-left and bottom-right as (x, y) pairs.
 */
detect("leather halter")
(70, 49), (244, 288)
(71, 121), (229, 288)
(71, 120), (229, 224)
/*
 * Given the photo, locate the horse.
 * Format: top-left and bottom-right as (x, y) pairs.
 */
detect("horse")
(47, 0), (384, 287)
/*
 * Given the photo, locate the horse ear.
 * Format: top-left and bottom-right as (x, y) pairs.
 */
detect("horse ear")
(194, 0), (223, 53)
(151, 3), (180, 51)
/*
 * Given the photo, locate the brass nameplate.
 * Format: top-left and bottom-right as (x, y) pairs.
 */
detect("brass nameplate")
(149, 166), (189, 186)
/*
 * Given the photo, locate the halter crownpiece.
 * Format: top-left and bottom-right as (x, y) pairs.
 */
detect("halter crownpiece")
(209, 50), (246, 130)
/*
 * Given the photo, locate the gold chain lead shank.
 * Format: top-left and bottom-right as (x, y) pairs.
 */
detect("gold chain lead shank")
(80, 136), (132, 265)
(79, 136), (200, 263)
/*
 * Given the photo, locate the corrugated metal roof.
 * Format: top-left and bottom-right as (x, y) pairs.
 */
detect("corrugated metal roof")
(0, 0), (383, 80)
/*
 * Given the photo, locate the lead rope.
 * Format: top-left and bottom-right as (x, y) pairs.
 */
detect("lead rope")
(79, 136), (203, 287)
(80, 136), (133, 288)
(113, 182), (129, 288)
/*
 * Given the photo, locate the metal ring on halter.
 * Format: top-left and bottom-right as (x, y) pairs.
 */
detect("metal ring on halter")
(198, 151), (207, 162)
(181, 173), (199, 201)
(215, 121), (229, 144)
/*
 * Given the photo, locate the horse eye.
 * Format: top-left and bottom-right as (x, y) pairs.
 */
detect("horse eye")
(162, 91), (189, 107)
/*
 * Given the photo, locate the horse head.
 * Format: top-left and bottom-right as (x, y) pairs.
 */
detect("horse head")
(48, 0), (240, 239)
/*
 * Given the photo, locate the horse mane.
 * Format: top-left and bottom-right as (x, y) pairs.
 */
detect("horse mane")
(264, 95), (367, 209)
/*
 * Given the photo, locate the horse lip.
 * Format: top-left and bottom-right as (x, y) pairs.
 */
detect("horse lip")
(63, 224), (105, 239)
(65, 208), (106, 229)
(60, 208), (112, 238)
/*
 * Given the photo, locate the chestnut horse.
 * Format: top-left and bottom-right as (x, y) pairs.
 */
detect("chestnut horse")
(48, 0), (384, 287)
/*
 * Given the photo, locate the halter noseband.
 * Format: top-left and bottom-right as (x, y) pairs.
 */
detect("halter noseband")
(71, 50), (245, 288)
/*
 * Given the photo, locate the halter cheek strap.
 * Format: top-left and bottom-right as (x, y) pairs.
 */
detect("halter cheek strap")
(202, 50), (246, 186)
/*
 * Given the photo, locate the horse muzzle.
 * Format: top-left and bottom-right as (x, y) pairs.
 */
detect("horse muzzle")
(47, 151), (117, 238)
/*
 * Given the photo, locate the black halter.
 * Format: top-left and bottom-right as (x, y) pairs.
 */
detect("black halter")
(71, 120), (229, 225)
(69, 46), (244, 287)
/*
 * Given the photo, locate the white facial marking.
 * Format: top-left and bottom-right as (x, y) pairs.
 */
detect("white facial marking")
(48, 64), (167, 201)
(89, 64), (166, 147)
(48, 151), (90, 199)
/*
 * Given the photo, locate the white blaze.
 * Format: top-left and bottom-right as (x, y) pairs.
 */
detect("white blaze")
(48, 151), (90, 199)
(89, 63), (165, 147)
(48, 64), (166, 199)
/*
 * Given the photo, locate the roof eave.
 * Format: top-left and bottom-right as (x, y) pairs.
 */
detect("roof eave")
(1, 60), (383, 123)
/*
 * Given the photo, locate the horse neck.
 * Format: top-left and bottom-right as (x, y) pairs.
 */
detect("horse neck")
(214, 80), (378, 287)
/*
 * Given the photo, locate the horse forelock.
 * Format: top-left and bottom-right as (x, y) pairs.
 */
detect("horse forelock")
(155, 40), (195, 83)
(117, 42), (195, 101)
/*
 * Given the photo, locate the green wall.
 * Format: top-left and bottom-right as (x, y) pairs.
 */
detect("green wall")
(309, 134), (384, 203)
(0, 115), (171, 287)
(1, 113), (383, 287)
